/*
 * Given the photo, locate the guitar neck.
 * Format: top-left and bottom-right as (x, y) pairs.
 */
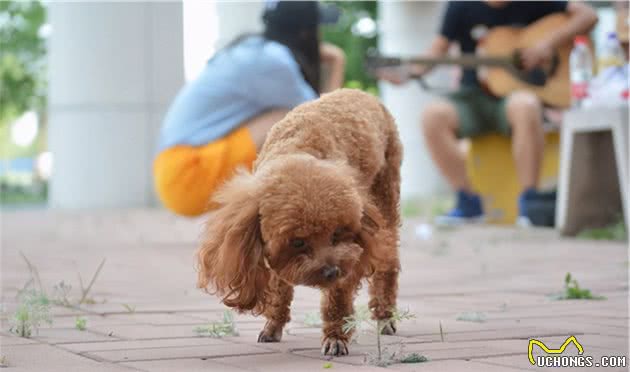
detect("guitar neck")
(401, 54), (514, 68)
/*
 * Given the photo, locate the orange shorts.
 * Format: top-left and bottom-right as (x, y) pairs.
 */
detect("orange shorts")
(153, 127), (257, 217)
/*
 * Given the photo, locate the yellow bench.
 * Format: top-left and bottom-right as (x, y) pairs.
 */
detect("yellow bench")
(466, 132), (560, 224)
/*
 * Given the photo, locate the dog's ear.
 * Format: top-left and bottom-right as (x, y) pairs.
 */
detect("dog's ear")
(358, 200), (385, 265)
(359, 200), (399, 272)
(360, 200), (382, 236)
(196, 169), (270, 313)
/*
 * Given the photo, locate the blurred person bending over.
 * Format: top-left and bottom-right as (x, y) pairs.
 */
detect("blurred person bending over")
(154, 1), (345, 216)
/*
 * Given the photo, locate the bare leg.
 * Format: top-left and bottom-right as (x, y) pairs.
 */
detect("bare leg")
(244, 109), (289, 151)
(505, 91), (544, 191)
(421, 100), (471, 191)
(258, 276), (293, 342)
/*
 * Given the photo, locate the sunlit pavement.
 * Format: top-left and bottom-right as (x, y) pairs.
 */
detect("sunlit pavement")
(1, 209), (627, 371)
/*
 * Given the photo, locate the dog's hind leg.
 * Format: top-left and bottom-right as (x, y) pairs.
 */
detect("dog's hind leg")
(258, 276), (293, 343)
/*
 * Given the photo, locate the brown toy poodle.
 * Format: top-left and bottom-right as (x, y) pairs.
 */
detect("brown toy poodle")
(197, 89), (402, 356)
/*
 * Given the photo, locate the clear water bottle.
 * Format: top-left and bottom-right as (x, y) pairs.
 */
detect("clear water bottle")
(597, 32), (625, 71)
(569, 36), (593, 108)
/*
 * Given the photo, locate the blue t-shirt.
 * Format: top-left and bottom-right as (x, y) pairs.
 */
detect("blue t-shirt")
(158, 36), (317, 151)
(439, 1), (568, 87)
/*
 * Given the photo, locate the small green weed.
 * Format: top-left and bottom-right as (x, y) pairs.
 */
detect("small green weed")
(322, 362), (333, 369)
(559, 273), (605, 300)
(577, 218), (627, 241)
(550, 273), (606, 300)
(122, 304), (136, 313)
(76, 259), (106, 305)
(194, 310), (239, 338)
(75, 317), (87, 331)
(21, 253), (106, 308)
(400, 353), (429, 363)
(343, 305), (419, 366)
(9, 290), (52, 337)
(0, 355), (8, 368)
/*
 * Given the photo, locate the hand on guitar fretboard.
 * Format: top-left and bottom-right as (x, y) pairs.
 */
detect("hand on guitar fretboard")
(367, 60), (427, 85)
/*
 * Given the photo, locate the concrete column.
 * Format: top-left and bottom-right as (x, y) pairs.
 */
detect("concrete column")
(378, 1), (449, 200)
(214, 1), (264, 50)
(47, 2), (184, 208)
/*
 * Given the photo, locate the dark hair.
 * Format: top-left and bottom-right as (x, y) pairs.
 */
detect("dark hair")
(263, 24), (321, 94)
(215, 2), (322, 94)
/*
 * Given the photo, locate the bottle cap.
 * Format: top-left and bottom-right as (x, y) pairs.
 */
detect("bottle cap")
(574, 36), (588, 45)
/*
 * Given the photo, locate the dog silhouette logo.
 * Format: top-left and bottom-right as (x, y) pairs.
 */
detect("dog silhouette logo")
(528, 336), (584, 365)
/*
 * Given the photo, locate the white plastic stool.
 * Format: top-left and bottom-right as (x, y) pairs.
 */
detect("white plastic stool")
(556, 106), (629, 235)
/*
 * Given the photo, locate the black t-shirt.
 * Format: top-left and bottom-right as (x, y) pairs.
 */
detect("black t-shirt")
(439, 1), (568, 87)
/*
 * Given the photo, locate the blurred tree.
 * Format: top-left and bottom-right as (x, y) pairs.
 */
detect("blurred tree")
(0, 1), (47, 158)
(322, 1), (378, 94)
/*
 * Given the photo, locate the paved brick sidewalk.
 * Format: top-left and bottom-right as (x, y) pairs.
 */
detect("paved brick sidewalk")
(1, 209), (628, 371)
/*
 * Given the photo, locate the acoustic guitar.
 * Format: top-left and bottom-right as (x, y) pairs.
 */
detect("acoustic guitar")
(366, 13), (572, 108)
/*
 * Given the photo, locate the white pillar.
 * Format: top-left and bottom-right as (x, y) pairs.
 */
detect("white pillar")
(378, 1), (449, 200)
(214, 1), (264, 50)
(47, 2), (184, 208)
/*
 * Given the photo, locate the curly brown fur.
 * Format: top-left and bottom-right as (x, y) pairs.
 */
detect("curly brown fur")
(197, 89), (402, 356)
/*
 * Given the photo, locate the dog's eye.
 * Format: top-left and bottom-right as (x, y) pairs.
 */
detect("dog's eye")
(290, 238), (306, 249)
(331, 227), (350, 245)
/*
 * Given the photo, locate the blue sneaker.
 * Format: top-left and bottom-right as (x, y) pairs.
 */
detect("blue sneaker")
(517, 188), (557, 227)
(435, 190), (484, 226)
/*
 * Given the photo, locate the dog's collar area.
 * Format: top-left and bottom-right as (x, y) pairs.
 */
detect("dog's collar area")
(262, 255), (296, 287)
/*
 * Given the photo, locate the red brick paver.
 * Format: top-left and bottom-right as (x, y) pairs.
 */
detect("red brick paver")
(1, 210), (627, 371)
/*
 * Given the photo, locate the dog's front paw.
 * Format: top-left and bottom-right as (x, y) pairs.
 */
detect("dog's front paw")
(321, 336), (349, 356)
(257, 321), (283, 343)
(380, 321), (396, 335)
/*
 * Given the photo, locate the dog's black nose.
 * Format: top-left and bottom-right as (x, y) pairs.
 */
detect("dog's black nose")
(322, 266), (340, 280)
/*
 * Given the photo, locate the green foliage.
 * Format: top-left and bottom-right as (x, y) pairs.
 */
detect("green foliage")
(1, 1), (48, 205)
(322, 1), (378, 93)
(0, 114), (47, 160)
(75, 316), (87, 331)
(194, 310), (239, 338)
(0, 1), (47, 128)
(322, 362), (333, 369)
(0, 181), (47, 204)
(577, 218), (627, 241)
(9, 289), (52, 337)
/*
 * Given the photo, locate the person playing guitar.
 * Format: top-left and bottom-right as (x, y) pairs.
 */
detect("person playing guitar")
(377, 0), (597, 226)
